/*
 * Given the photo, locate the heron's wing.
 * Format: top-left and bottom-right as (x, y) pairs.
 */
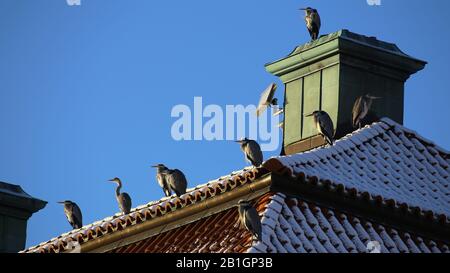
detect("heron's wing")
(71, 203), (83, 228)
(167, 169), (188, 196)
(256, 83), (277, 117)
(120, 193), (132, 214)
(313, 11), (321, 30)
(319, 112), (335, 139)
(244, 207), (262, 241)
(246, 141), (263, 166)
(352, 96), (364, 128)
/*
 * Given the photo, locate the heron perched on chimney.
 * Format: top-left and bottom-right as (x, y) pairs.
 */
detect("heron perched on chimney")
(305, 110), (335, 146)
(300, 7), (321, 41)
(57, 200), (83, 229)
(237, 200), (262, 243)
(152, 164), (188, 197)
(235, 138), (263, 167)
(352, 94), (382, 129)
(108, 177), (132, 215)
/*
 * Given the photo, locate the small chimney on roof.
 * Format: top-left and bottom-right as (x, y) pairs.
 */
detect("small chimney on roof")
(0, 181), (47, 253)
(266, 29), (427, 154)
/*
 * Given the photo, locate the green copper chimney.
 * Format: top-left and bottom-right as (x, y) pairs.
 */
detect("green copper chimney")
(266, 29), (427, 155)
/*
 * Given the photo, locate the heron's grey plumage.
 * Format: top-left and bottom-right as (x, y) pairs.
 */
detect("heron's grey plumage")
(301, 7), (321, 40)
(109, 177), (132, 215)
(352, 95), (380, 129)
(306, 111), (335, 146)
(163, 168), (188, 197)
(153, 164), (188, 197)
(238, 200), (262, 242)
(58, 200), (83, 229)
(153, 164), (172, 197)
(236, 138), (263, 167)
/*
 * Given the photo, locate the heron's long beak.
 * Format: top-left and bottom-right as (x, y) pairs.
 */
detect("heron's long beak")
(299, 8), (306, 10)
(57, 201), (65, 204)
(304, 113), (314, 117)
(234, 140), (243, 143)
(107, 179), (115, 182)
(369, 96), (382, 100)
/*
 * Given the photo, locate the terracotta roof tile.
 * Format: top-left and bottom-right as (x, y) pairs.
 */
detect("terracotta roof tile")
(22, 167), (265, 253)
(105, 193), (273, 253)
(22, 118), (449, 253)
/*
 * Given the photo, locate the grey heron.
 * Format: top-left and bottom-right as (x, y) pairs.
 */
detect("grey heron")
(237, 200), (262, 243)
(152, 164), (172, 197)
(57, 200), (83, 229)
(352, 94), (381, 129)
(300, 7), (321, 41)
(256, 83), (279, 117)
(305, 110), (335, 146)
(152, 164), (188, 197)
(235, 138), (263, 167)
(108, 177), (132, 215)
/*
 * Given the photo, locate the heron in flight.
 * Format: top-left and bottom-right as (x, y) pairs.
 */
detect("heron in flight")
(300, 7), (321, 41)
(235, 138), (263, 167)
(237, 200), (262, 243)
(108, 177), (132, 215)
(256, 83), (279, 117)
(305, 110), (335, 146)
(152, 164), (188, 197)
(352, 94), (381, 129)
(57, 200), (83, 229)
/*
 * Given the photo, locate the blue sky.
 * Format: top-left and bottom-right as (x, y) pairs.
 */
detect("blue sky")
(1, 0), (449, 248)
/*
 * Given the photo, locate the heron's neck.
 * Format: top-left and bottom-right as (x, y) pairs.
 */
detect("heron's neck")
(115, 184), (122, 196)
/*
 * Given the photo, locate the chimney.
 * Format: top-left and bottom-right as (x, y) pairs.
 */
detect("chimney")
(266, 30), (427, 154)
(0, 181), (47, 252)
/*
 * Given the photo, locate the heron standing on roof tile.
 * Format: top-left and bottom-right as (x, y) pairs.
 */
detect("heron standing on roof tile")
(300, 7), (321, 41)
(237, 200), (262, 243)
(152, 164), (172, 197)
(152, 164), (188, 197)
(235, 138), (263, 167)
(305, 111), (335, 146)
(108, 177), (132, 215)
(57, 200), (83, 229)
(352, 94), (382, 129)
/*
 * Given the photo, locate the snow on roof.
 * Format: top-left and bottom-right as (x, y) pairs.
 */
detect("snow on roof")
(265, 118), (450, 220)
(249, 193), (450, 253)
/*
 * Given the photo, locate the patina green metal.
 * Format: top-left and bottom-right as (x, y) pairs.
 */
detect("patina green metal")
(266, 29), (427, 154)
(0, 181), (47, 253)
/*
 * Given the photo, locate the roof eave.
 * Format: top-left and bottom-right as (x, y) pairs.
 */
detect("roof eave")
(79, 173), (273, 253)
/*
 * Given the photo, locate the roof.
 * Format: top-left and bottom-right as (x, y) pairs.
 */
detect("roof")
(0, 181), (47, 214)
(263, 118), (450, 222)
(108, 193), (274, 253)
(287, 29), (424, 61)
(250, 193), (450, 253)
(21, 167), (269, 253)
(265, 30), (426, 79)
(22, 118), (450, 253)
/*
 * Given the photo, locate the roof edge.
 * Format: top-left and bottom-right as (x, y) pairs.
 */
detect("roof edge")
(80, 174), (272, 253)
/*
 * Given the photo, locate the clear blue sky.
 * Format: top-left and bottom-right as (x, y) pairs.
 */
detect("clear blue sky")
(1, 0), (449, 248)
